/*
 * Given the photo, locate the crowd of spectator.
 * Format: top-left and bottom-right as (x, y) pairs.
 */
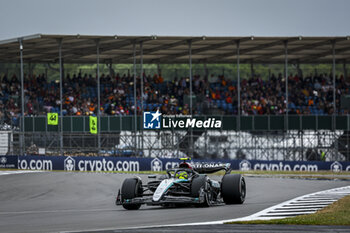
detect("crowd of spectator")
(0, 71), (349, 126)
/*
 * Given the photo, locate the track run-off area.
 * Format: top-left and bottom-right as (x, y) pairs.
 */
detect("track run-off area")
(0, 171), (349, 233)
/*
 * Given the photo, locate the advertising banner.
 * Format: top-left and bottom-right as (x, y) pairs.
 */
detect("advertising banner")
(47, 113), (58, 125)
(0, 156), (18, 169)
(8, 155), (350, 172)
(89, 116), (97, 134)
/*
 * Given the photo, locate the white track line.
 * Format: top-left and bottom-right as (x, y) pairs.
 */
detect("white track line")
(0, 208), (118, 215)
(62, 185), (350, 233)
(226, 185), (350, 222)
(0, 170), (43, 176)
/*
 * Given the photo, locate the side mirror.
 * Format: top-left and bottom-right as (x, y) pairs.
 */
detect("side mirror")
(148, 175), (157, 179)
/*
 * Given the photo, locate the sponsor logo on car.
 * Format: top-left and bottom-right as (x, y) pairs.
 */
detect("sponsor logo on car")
(151, 158), (163, 171)
(64, 156), (76, 171)
(330, 161), (342, 172)
(192, 162), (227, 168)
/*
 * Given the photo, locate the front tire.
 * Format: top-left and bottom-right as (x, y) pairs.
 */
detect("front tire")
(121, 178), (142, 210)
(221, 174), (246, 204)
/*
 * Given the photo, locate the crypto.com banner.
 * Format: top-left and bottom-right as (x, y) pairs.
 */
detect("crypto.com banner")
(1, 155), (350, 172)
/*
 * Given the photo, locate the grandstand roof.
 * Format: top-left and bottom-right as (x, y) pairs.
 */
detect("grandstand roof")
(0, 34), (349, 64)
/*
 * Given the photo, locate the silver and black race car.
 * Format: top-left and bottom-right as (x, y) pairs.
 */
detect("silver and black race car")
(116, 158), (246, 210)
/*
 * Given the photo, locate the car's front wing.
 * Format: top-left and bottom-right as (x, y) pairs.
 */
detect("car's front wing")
(116, 192), (205, 206)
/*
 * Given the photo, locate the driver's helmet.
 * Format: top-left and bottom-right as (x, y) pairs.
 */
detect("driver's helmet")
(175, 171), (188, 180)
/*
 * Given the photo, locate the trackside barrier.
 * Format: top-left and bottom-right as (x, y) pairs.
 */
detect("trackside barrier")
(1, 155), (350, 172)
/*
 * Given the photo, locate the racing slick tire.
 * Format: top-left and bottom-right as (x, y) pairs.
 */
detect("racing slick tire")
(221, 174), (246, 204)
(121, 178), (143, 210)
(191, 175), (211, 207)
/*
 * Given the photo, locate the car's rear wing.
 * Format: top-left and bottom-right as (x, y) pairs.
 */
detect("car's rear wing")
(193, 163), (231, 174)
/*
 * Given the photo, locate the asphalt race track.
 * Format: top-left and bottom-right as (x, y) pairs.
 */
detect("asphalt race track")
(0, 172), (349, 233)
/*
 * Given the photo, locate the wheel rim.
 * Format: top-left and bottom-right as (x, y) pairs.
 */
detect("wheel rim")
(207, 190), (212, 206)
(241, 178), (246, 199)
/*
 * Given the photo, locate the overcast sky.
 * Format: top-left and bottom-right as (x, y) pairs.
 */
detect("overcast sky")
(0, 0), (349, 40)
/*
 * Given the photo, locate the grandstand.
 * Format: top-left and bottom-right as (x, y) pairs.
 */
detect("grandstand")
(0, 71), (348, 124)
(0, 34), (349, 161)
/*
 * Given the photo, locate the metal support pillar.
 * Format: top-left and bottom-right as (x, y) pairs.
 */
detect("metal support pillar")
(133, 43), (137, 152)
(189, 40), (193, 157)
(140, 41), (144, 156)
(332, 41), (337, 160)
(157, 64), (161, 75)
(189, 40), (193, 117)
(204, 63), (208, 79)
(19, 39), (25, 155)
(296, 62), (302, 78)
(283, 50), (289, 165)
(236, 40), (241, 156)
(236, 40), (240, 128)
(58, 38), (63, 156)
(332, 41), (336, 116)
(28, 63), (32, 78)
(284, 40), (289, 132)
(96, 39), (101, 155)
(343, 61), (348, 81)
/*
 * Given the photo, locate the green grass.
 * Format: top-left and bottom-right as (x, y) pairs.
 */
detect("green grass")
(0, 168), (165, 175)
(230, 170), (350, 180)
(1, 168), (350, 176)
(228, 195), (350, 225)
(207, 170), (350, 180)
(230, 170), (350, 176)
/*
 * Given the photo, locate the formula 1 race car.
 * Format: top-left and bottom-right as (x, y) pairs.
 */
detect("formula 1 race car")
(116, 158), (246, 210)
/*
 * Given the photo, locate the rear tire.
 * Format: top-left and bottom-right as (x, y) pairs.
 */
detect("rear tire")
(221, 174), (246, 204)
(121, 178), (142, 210)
